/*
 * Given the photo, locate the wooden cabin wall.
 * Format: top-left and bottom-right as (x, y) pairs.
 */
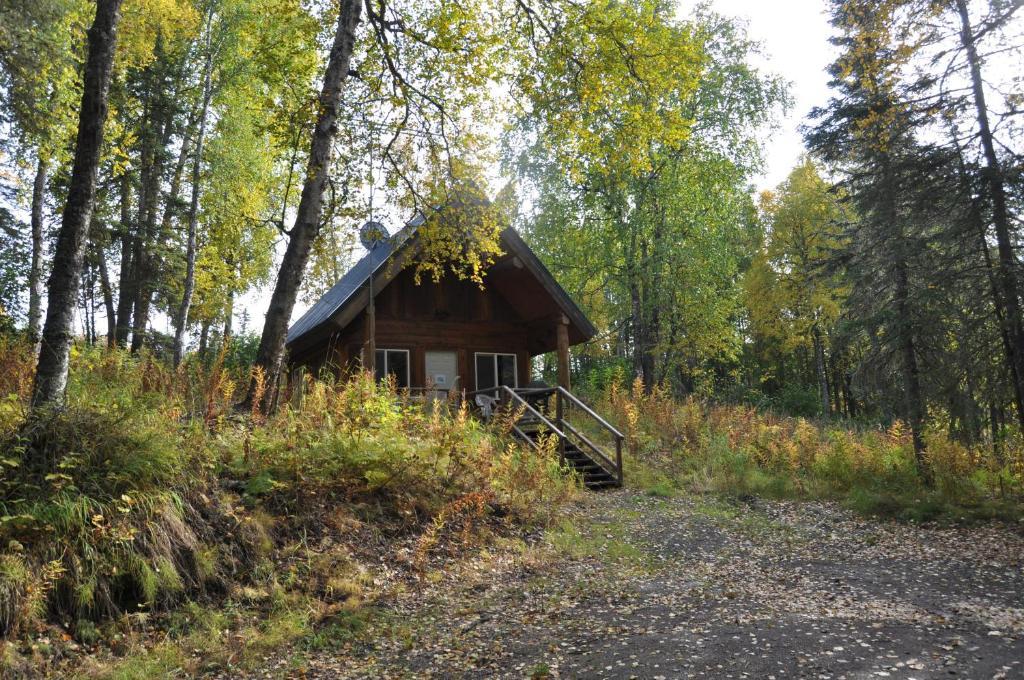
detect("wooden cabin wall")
(290, 266), (536, 389)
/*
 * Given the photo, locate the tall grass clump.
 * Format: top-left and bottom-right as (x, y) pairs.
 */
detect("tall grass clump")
(595, 378), (1023, 522)
(230, 371), (577, 527)
(0, 353), (261, 642)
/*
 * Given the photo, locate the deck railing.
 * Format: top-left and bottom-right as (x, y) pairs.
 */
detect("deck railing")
(466, 385), (623, 486)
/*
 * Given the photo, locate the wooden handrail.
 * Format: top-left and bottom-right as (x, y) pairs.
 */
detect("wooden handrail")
(498, 386), (569, 441)
(554, 386), (625, 440)
(552, 387), (624, 486)
(560, 419), (618, 474)
(464, 384), (624, 486)
(511, 424), (540, 451)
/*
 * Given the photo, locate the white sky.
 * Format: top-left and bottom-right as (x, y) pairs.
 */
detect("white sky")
(681, 0), (837, 192)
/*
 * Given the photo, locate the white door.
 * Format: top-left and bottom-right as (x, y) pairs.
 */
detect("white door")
(425, 351), (458, 398)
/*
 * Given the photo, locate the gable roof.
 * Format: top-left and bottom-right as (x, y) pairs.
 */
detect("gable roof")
(286, 216), (596, 351)
(497, 227), (597, 339)
(285, 215), (422, 346)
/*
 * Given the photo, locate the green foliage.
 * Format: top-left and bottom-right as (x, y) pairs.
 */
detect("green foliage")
(235, 371), (576, 525)
(0, 210), (29, 326)
(514, 0), (705, 181)
(0, 555), (54, 638)
(411, 159), (506, 287)
(219, 331), (261, 371)
(773, 384), (826, 419)
(0, 395), (232, 627)
(302, 609), (372, 652)
(513, 8), (786, 394)
(529, 663), (552, 680)
(742, 158), (848, 404)
(546, 517), (645, 567)
(0, 0), (86, 162)
(794, 0), (1024, 447)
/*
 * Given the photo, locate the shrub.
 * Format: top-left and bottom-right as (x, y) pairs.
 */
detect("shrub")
(774, 384), (824, 418)
(0, 404), (259, 631)
(232, 372), (576, 526)
(593, 382), (1023, 522)
(0, 555), (57, 638)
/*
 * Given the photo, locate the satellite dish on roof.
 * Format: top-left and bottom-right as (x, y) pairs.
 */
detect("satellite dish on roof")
(359, 220), (388, 250)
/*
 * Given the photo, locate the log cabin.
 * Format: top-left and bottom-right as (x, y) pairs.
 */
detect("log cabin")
(285, 215), (596, 395)
(285, 215), (625, 488)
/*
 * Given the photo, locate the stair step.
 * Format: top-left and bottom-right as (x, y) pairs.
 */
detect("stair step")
(562, 458), (617, 484)
(498, 389), (622, 490)
(567, 461), (603, 473)
(566, 459), (603, 471)
(584, 478), (619, 490)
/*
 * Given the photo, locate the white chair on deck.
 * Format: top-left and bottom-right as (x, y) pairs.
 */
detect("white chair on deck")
(474, 393), (497, 420)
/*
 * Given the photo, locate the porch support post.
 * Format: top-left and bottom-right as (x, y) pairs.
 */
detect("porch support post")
(556, 314), (571, 390)
(364, 301), (376, 374)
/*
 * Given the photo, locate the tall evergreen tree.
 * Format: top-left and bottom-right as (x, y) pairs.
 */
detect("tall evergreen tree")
(807, 0), (934, 478)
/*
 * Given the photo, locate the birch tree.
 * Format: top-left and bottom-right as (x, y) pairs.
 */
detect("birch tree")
(32, 0), (126, 408)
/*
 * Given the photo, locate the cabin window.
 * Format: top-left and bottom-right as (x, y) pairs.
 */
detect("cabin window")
(374, 349), (410, 389)
(475, 352), (517, 394)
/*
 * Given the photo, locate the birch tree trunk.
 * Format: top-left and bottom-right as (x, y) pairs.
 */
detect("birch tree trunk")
(173, 23), (214, 367)
(242, 0), (363, 409)
(114, 172), (135, 346)
(28, 156), (48, 348)
(32, 0), (125, 408)
(95, 242), (116, 347)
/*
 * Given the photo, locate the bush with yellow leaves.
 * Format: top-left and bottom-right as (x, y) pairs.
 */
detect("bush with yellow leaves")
(591, 381), (1022, 522)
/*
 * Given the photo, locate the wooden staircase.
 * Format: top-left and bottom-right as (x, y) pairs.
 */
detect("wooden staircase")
(468, 385), (624, 490)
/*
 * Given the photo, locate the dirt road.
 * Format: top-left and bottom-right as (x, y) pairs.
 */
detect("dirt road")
(291, 491), (1024, 679)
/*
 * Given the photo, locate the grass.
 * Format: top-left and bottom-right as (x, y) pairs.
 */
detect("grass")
(644, 480), (679, 498)
(546, 516), (648, 568)
(688, 496), (809, 544)
(76, 595), (320, 679)
(302, 609), (374, 652)
(530, 662), (552, 679)
(594, 378), (1024, 524)
(88, 645), (189, 680)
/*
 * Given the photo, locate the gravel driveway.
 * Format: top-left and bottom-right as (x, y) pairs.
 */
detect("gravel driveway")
(289, 491), (1024, 679)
